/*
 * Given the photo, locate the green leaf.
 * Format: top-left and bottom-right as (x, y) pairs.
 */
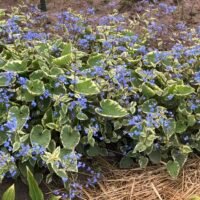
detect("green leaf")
(29, 70), (44, 80)
(0, 103), (7, 118)
(77, 112), (88, 121)
(13, 141), (20, 152)
(87, 54), (104, 67)
(95, 99), (128, 118)
(187, 115), (196, 127)
(174, 85), (195, 96)
(62, 43), (72, 55)
(148, 150), (161, 164)
(162, 118), (176, 138)
(49, 196), (62, 200)
(8, 106), (29, 130)
(61, 125), (80, 150)
(59, 149), (78, 172)
(0, 9), (5, 18)
(176, 120), (187, 133)
(139, 156), (149, 168)
(49, 67), (64, 78)
(141, 99), (157, 113)
(120, 156), (133, 168)
(0, 130), (8, 145)
(171, 149), (188, 167)
(42, 109), (53, 127)
(142, 83), (155, 98)
(188, 195), (200, 200)
(52, 54), (73, 66)
(166, 160), (180, 178)
(133, 142), (147, 153)
(4, 60), (26, 72)
(27, 80), (45, 96)
(16, 87), (35, 102)
(86, 145), (108, 157)
(129, 102), (136, 114)
(0, 72), (15, 86)
(46, 123), (58, 130)
(72, 79), (100, 96)
(41, 147), (60, 164)
(2, 184), (15, 200)
(30, 125), (51, 148)
(144, 51), (157, 64)
(179, 145), (192, 154)
(26, 167), (44, 200)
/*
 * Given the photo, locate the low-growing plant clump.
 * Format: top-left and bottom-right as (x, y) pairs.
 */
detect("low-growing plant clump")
(0, 1), (200, 199)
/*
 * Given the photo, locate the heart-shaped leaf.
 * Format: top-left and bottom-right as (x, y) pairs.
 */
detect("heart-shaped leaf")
(0, 72), (15, 86)
(87, 54), (104, 67)
(95, 99), (128, 118)
(8, 106), (29, 130)
(139, 156), (149, 168)
(61, 43), (72, 55)
(142, 83), (156, 98)
(27, 80), (45, 96)
(148, 150), (161, 164)
(176, 120), (188, 133)
(72, 79), (100, 95)
(4, 60), (26, 72)
(30, 125), (51, 148)
(52, 54), (73, 66)
(120, 156), (133, 168)
(174, 85), (195, 96)
(171, 149), (188, 167)
(162, 118), (176, 138)
(16, 87), (35, 102)
(59, 149), (78, 172)
(61, 125), (80, 150)
(142, 99), (157, 113)
(166, 160), (180, 178)
(29, 70), (44, 80)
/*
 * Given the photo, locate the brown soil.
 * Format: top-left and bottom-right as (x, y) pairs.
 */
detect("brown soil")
(0, 0), (200, 27)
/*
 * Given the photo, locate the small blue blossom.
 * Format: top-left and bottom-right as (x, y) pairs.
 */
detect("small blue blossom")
(194, 72), (200, 83)
(4, 117), (17, 132)
(31, 100), (37, 107)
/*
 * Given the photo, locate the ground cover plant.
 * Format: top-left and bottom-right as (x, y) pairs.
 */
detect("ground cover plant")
(0, 0), (200, 199)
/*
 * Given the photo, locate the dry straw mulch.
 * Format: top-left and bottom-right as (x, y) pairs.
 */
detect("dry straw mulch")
(82, 157), (200, 200)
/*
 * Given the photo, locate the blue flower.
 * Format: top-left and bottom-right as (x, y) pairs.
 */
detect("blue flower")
(4, 117), (17, 132)
(167, 94), (174, 100)
(194, 72), (200, 83)
(18, 77), (28, 88)
(78, 39), (89, 49)
(23, 31), (47, 41)
(129, 115), (142, 126)
(43, 89), (50, 99)
(87, 8), (95, 15)
(176, 22), (186, 31)
(159, 3), (176, 14)
(2, 72), (15, 85)
(16, 144), (31, 157)
(138, 46), (147, 54)
(31, 100), (37, 107)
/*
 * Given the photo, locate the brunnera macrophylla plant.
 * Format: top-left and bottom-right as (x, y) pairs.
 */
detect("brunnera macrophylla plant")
(0, 2), (200, 198)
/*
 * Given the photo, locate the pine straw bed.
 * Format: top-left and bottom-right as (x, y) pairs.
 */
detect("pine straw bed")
(82, 156), (200, 200)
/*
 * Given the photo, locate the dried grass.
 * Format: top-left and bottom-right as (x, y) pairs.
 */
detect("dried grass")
(82, 156), (200, 200)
